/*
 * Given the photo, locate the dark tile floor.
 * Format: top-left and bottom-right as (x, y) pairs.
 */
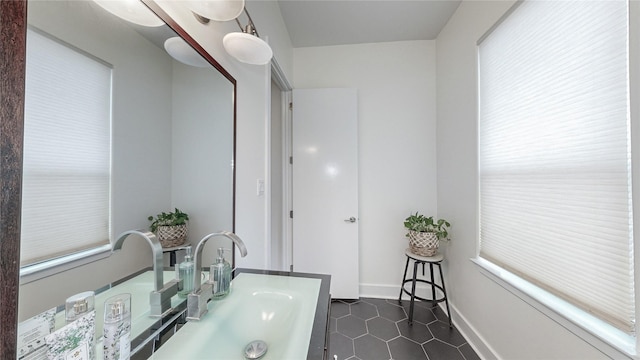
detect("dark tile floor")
(329, 298), (480, 360)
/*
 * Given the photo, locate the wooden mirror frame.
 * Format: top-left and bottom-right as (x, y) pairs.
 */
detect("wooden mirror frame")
(1, 0), (27, 357)
(0, 1), (237, 356)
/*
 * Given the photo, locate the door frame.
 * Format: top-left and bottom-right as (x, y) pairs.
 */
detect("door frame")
(269, 58), (292, 271)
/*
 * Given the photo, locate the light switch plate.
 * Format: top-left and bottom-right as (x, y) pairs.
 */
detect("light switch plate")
(257, 179), (265, 196)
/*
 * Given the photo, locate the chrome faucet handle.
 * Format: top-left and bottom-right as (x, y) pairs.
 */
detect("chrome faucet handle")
(113, 230), (177, 317)
(191, 231), (247, 294)
(187, 231), (248, 321)
(113, 230), (164, 292)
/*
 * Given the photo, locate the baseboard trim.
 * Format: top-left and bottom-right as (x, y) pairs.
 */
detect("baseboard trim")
(359, 283), (400, 299)
(359, 282), (446, 299)
(449, 302), (500, 360)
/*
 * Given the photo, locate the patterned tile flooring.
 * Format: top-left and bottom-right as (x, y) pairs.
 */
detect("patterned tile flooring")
(329, 298), (480, 360)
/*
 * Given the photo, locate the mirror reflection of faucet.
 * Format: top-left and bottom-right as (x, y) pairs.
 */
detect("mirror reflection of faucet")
(112, 230), (182, 318)
(187, 231), (248, 321)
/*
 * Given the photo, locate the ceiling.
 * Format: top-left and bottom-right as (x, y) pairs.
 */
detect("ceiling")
(276, 0), (462, 48)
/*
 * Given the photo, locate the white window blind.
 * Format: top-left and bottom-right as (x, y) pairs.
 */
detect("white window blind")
(478, 0), (633, 333)
(21, 28), (112, 267)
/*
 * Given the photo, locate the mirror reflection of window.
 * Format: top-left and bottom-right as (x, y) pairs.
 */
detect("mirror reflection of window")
(22, 27), (112, 267)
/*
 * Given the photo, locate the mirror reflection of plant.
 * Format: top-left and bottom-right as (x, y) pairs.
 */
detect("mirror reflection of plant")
(404, 212), (451, 240)
(148, 208), (189, 232)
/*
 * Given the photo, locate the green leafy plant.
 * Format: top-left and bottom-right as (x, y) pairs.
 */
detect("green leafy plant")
(404, 212), (451, 240)
(148, 208), (189, 233)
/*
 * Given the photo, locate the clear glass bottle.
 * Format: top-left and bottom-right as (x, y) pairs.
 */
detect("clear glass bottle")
(65, 291), (95, 324)
(103, 293), (131, 360)
(178, 247), (194, 298)
(210, 248), (231, 299)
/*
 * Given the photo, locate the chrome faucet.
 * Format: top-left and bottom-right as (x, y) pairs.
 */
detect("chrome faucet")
(113, 230), (181, 318)
(187, 231), (247, 321)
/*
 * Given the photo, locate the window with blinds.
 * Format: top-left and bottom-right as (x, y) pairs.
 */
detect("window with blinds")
(478, 0), (633, 334)
(21, 27), (112, 267)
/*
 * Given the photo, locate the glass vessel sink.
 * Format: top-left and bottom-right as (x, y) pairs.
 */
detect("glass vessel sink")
(148, 273), (323, 360)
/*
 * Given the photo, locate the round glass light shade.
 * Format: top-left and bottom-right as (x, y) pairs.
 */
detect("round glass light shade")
(187, 0), (245, 22)
(93, 0), (164, 27)
(223, 32), (273, 65)
(164, 37), (210, 68)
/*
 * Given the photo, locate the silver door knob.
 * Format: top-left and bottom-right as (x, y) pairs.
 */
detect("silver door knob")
(344, 217), (356, 223)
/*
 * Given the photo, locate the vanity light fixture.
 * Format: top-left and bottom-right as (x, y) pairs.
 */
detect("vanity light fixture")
(222, 8), (273, 65)
(187, 1), (272, 65)
(186, 0), (245, 22)
(92, 0), (164, 27)
(164, 36), (210, 68)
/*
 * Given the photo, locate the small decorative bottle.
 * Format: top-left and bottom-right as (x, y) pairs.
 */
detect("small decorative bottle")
(103, 294), (131, 360)
(210, 248), (231, 299)
(178, 247), (194, 298)
(65, 291), (95, 324)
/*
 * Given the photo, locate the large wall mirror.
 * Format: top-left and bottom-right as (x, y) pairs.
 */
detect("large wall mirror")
(8, 0), (237, 351)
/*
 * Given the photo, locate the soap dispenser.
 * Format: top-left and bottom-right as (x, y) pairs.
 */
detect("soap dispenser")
(210, 248), (231, 299)
(178, 247), (194, 298)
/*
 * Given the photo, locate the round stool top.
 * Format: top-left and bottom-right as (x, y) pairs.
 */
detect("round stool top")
(405, 249), (444, 263)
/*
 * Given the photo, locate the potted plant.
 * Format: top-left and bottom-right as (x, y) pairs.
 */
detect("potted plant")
(404, 212), (451, 256)
(148, 208), (189, 248)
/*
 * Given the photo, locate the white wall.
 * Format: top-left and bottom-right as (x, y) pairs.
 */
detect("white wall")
(171, 62), (235, 262)
(436, 1), (619, 358)
(248, 0), (294, 82)
(293, 41), (438, 297)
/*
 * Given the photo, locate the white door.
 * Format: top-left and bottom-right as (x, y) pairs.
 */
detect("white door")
(292, 88), (359, 299)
